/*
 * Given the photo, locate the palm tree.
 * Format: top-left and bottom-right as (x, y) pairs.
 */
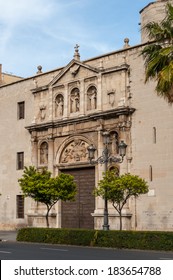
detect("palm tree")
(141, 3), (173, 103)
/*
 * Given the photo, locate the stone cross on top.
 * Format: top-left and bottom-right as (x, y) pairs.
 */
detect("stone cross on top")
(73, 44), (80, 61)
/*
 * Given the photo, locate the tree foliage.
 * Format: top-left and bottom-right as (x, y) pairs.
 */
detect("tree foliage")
(141, 3), (173, 103)
(94, 171), (149, 230)
(18, 166), (77, 227)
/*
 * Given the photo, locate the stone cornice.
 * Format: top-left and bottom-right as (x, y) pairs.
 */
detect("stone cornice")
(25, 107), (135, 133)
(31, 85), (49, 94)
(101, 63), (129, 75)
(29, 64), (129, 95)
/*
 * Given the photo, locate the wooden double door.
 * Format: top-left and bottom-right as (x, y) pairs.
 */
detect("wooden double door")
(61, 167), (95, 229)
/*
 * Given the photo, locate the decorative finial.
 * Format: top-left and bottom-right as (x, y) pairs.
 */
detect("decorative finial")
(73, 44), (80, 61)
(37, 65), (42, 74)
(123, 38), (130, 48)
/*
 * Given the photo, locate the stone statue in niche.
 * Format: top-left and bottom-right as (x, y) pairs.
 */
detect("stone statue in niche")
(87, 86), (97, 110)
(110, 132), (119, 155)
(40, 142), (48, 164)
(55, 94), (64, 117)
(70, 88), (80, 113)
(61, 139), (88, 163)
(109, 165), (120, 177)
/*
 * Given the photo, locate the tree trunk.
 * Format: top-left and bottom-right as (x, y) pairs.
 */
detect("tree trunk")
(46, 206), (50, 228)
(119, 211), (123, 231)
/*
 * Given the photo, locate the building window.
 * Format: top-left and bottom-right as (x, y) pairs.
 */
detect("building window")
(153, 127), (156, 143)
(149, 165), (153, 181)
(17, 152), (24, 170)
(16, 195), (24, 218)
(18, 101), (25, 119)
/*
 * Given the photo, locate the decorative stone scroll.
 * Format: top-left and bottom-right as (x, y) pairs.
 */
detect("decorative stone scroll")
(70, 64), (80, 77)
(61, 138), (89, 163)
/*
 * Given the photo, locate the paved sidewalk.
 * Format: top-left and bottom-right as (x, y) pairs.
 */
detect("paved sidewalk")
(0, 231), (18, 241)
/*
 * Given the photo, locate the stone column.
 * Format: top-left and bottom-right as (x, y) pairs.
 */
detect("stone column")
(93, 129), (105, 229)
(31, 134), (38, 167)
(63, 84), (68, 119)
(119, 128), (128, 175)
(79, 79), (85, 115)
(48, 87), (53, 121)
(48, 137), (54, 175)
(97, 73), (102, 111)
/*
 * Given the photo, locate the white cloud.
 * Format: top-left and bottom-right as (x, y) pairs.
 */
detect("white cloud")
(0, 0), (147, 77)
(0, 0), (87, 48)
(0, 0), (56, 57)
(0, 0), (54, 25)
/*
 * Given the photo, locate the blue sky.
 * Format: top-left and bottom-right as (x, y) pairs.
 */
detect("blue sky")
(0, 0), (151, 77)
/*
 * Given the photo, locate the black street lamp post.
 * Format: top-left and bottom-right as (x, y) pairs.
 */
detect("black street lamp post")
(87, 131), (127, 230)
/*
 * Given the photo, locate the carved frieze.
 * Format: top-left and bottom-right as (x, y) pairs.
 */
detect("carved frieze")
(60, 138), (89, 163)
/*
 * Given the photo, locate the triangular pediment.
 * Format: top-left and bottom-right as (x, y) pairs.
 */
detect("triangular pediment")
(49, 59), (100, 87)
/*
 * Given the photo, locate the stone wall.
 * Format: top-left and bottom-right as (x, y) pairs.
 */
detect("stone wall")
(140, 0), (173, 43)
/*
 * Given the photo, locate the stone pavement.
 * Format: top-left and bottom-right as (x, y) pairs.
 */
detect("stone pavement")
(0, 231), (17, 242)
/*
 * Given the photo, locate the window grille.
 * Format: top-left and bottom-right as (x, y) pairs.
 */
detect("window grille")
(16, 195), (24, 218)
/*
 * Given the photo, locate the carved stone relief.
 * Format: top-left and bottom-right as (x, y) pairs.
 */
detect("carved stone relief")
(108, 91), (116, 106)
(70, 88), (80, 113)
(70, 64), (80, 77)
(55, 94), (64, 117)
(39, 105), (46, 120)
(87, 86), (97, 110)
(61, 138), (88, 163)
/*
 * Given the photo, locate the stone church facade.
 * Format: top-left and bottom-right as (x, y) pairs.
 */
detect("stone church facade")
(1, 0), (173, 231)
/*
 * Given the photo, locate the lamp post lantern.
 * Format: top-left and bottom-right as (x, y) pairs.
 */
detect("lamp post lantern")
(87, 132), (127, 230)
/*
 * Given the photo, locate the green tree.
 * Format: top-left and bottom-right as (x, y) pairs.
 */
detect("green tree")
(18, 166), (77, 228)
(141, 3), (173, 103)
(94, 171), (148, 230)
